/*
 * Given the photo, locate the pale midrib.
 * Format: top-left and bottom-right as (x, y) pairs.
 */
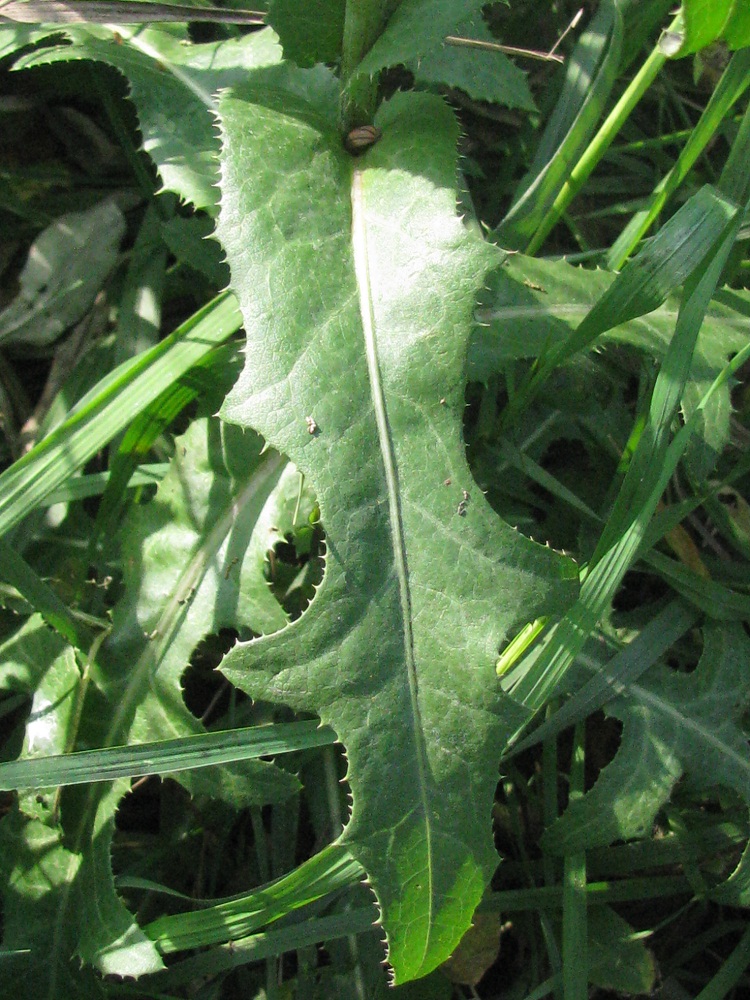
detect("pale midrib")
(350, 169), (435, 957)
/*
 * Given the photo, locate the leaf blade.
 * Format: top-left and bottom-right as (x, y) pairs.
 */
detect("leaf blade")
(215, 82), (578, 981)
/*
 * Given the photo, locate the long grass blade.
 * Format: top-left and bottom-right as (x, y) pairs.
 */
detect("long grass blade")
(496, 0), (623, 250)
(145, 842), (365, 953)
(0, 292), (241, 539)
(608, 48), (750, 269)
(0, 720), (337, 789)
(147, 907), (378, 986)
(0, 1), (265, 24)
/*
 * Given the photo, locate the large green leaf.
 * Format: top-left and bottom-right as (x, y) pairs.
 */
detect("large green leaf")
(0, 419), (305, 983)
(98, 416), (304, 795)
(215, 81), (577, 982)
(68, 418), (305, 975)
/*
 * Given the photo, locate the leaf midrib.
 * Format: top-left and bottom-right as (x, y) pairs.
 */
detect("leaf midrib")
(350, 166), (435, 960)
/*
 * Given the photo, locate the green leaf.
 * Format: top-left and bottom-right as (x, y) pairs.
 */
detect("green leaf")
(0, 200), (125, 348)
(541, 622), (750, 854)
(354, 0), (485, 82)
(0, 810), (107, 999)
(0, 539), (93, 649)
(68, 418), (303, 972)
(0, 23), (53, 59)
(68, 420), (304, 975)
(0, 720), (337, 790)
(495, 0), (625, 250)
(13, 25), (285, 211)
(268, 0), (346, 67)
(0, 615), (81, 807)
(0, 615), (154, 995)
(215, 82), (577, 982)
(502, 186), (744, 715)
(608, 48), (750, 269)
(408, 15), (535, 111)
(552, 905), (656, 994)
(148, 906), (380, 989)
(471, 252), (750, 477)
(0, 292), (241, 538)
(663, 0), (750, 57)
(0, 418), (309, 981)
(724, 4), (750, 49)
(161, 212), (229, 286)
(145, 841), (364, 952)
(100, 415), (302, 805)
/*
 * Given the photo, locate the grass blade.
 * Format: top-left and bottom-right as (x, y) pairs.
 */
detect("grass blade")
(608, 48), (750, 269)
(0, 721), (337, 790)
(0, 292), (241, 539)
(145, 842), (365, 953)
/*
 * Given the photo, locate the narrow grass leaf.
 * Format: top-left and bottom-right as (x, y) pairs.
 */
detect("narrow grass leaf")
(145, 842), (364, 952)
(526, 11), (681, 256)
(0, 292), (241, 539)
(495, 0), (624, 250)
(149, 907), (378, 987)
(0, 720), (337, 791)
(561, 722), (588, 1000)
(608, 48), (750, 269)
(92, 342), (240, 548)
(40, 465), (167, 505)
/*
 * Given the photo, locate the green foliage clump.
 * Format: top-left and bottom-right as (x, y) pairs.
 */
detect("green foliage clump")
(1, 0), (750, 997)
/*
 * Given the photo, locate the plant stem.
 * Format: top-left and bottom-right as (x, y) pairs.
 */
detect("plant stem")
(561, 722), (587, 1000)
(340, 0), (395, 130)
(608, 45), (750, 268)
(525, 14), (679, 256)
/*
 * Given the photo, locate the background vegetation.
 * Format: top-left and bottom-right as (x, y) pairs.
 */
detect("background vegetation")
(1, 0), (750, 997)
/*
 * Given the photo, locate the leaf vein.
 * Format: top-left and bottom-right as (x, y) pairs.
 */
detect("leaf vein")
(350, 166), (436, 958)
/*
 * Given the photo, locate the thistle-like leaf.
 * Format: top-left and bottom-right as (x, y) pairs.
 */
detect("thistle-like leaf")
(99, 416), (304, 808)
(353, 0), (486, 81)
(470, 253), (750, 479)
(215, 81), (577, 981)
(542, 622), (750, 869)
(407, 14), (535, 110)
(13, 24), (286, 210)
(0, 616), (139, 997)
(0, 421), (306, 985)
